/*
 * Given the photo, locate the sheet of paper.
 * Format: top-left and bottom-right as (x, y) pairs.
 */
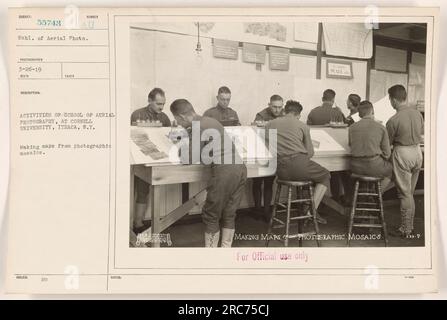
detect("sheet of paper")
(225, 126), (272, 162)
(322, 23), (373, 59)
(310, 129), (345, 152)
(293, 22), (319, 43)
(369, 69), (408, 104)
(130, 127), (180, 165)
(408, 63), (426, 107)
(130, 126), (273, 165)
(372, 95), (397, 125)
(351, 112), (361, 122)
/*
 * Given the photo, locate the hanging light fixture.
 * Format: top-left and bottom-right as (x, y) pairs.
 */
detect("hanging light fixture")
(194, 22), (203, 66)
(195, 22), (202, 55)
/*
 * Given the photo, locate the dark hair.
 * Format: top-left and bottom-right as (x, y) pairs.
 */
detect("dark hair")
(148, 87), (165, 101)
(217, 86), (231, 95)
(348, 94), (361, 107)
(322, 89), (336, 101)
(270, 94), (283, 103)
(388, 85), (407, 102)
(284, 100), (303, 115)
(358, 100), (374, 118)
(170, 99), (194, 116)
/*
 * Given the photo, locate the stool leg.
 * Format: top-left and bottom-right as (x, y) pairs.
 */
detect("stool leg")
(266, 184), (281, 247)
(296, 186), (306, 212)
(368, 182), (379, 233)
(297, 186), (303, 247)
(348, 180), (359, 246)
(309, 184), (320, 247)
(284, 186), (292, 247)
(377, 181), (388, 247)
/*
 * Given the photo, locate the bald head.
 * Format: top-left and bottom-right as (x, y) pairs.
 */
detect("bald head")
(170, 99), (195, 116)
(170, 99), (197, 128)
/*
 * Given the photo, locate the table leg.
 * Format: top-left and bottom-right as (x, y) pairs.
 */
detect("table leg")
(149, 184), (160, 247)
(182, 183), (189, 204)
(322, 195), (349, 216)
(129, 166), (136, 247)
(130, 166), (135, 230)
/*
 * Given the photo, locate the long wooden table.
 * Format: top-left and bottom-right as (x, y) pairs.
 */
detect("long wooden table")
(130, 126), (351, 247)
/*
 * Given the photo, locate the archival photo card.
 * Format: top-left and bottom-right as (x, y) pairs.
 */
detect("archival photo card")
(5, 7), (439, 294)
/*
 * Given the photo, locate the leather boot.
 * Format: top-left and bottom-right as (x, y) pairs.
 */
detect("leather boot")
(220, 228), (235, 248)
(133, 203), (149, 234)
(204, 231), (220, 247)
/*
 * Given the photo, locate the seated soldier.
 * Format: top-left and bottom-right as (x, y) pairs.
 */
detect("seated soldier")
(130, 87), (171, 234)
(254, 94), (284, 122)
(307, 89), (345, 125)
(203, 86), (241, 126)
(348, 100), (392, 190)
(307, 89), (345, 207)
(252, 94), (284, 221)
(345, 93), (361, 126)
(267, 100), (330, 221)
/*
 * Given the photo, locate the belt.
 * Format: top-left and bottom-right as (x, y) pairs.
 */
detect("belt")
(351, 155), (381, 160)
(393, 144), (420, 148)
(278, 152), (308, 160)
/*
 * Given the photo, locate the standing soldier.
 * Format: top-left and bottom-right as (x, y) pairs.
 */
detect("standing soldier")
(386, 85), (424, 238)
(170, 99), (247, 247)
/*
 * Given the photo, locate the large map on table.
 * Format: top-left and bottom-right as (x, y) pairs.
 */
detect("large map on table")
(130, 127), (181, 165)
(130, 126), (272, 166)
(224, 126), (272, 164)
(310, 129), (346, 153)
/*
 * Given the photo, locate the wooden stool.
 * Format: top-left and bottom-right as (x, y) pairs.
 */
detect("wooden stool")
(348, 174), (388, 247)
(266, 180), (321, 247)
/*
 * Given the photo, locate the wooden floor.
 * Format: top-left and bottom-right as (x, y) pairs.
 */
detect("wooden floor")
(159, 194), (425, 248)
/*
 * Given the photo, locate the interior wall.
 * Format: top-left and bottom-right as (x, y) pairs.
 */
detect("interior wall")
(130, 26), (368, 215)
(294, 57), (367, 117)
(130, 29), (155, 111)
(130, 28), (367, 124)
(369, 45), (426, 109)
(369, 70), (409, 104)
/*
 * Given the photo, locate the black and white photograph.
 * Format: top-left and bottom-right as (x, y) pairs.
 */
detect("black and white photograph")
(129, 21), (427, 249)
(3, 5), (441, 295)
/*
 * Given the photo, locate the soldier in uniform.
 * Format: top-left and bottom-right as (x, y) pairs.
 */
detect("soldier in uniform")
(203, 86), (241, 126)
(130, 88), (171, 234)
(171, 99), (247, 247)
(252, 94), (284, 221)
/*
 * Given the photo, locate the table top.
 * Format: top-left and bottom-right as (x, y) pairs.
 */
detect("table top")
(131, 125), (351, 167)
(310, 126), (350, 157)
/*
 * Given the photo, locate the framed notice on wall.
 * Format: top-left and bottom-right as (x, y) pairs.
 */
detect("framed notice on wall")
(269, 46), (290, 71)
(326, 59), (353, 79)
(213, 39), (239, 60)
(242, 42), (266, 64)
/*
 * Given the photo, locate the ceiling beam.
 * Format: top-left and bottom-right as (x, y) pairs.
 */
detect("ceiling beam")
(409, 27), (427, 41)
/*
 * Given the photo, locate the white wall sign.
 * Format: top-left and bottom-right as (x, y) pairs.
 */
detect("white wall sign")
(326, 59), (353, 79)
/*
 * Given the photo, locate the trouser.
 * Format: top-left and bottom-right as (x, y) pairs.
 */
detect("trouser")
(348, 156), (393, 203)
(135, 176), (149, 204)
(350, 156), (393, 178)
(392, 145), (423, 234)
(202, 164), (247, 234)
(277, 153), (330, 188)
(330, 172), (344, 199)
(252, 176), (275, 209)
